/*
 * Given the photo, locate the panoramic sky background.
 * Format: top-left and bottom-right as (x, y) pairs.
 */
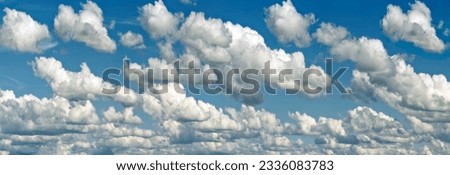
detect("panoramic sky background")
(0, 0), (449, 154)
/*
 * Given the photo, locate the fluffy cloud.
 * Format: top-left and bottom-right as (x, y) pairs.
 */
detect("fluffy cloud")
(54, 1), (116, 52)
(330, 37), (390, 72)
(103, 107), (142, 125)
(381, 1), (445, 53)
(316, 23), (450, 123)
(0, 89), (167, 154)
(351, 58), (450, 123)
(174, 11), (328, 103)
(178, 12), (232, 63)
(142, 83), (213, 122)
(265, 0), (315, 48)
(313, 22), (349, 46)
(139, 0), (179, 39)
(2, 0), (450, 155)
(32, 57), (139, 106)
(119, 31), (146, 49)
(136, 1), (329, 104)
(0, 8), (52, 53)
(0, 90), (99, 134)
(287, 112), (346, 136)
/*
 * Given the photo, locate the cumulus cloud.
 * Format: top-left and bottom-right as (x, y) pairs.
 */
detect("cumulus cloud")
(2, 0), (450, 155)
(265, 0), (316, 48)
(316, 22), (450, 123)
(287, 112), (346, 136)
(178, 12), (232, 63)
(0, 89), (164, 154)
(0, 8), (53, 53)
(313, 22), (349, 46)
(174, 11), (328, 103)
(139, 0), (180, 39)
(0, 90), (99, 134)
(351, 58), (450, 123)
(135, 1), (329, 104)
(381, 1), (445, 53)
(54, 1), (116, 52)
(103, 107), (142, 125)
(119, 31), (146, 49)
(32, 57), (139, 106)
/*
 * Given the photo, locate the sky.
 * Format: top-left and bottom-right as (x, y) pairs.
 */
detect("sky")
(0, 0), (449, 154)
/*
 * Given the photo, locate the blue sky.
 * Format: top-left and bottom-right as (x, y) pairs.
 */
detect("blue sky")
(0, 0), (449, 154)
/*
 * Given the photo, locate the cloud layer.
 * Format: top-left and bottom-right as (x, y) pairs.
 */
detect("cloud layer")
(0, 0), (449, 155)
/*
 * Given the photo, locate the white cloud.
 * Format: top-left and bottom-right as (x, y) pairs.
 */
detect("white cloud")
(407, 116), (434, 134)
(381, 1), (445, 53)
(103, 107), (142, 125)
(265, 0), (315, 48)
(54, 1), (116, 52)
(175, 11), (328, 103)
(287, 112), (345, 136)
(0, 89), (164, 154)
(68, 100), (99, 124)
(178, 12), (232, 63)
(227, 105), (284, 134)
(314, 22), (349, 46)
(33, 57), (103, 100)
(139, 0), (180, 39)
(351, 58), (450, 123)
(316, 22), (450, 123)
(136, 1), (328, 105)
(180, 0), (196, 5)
(142, 83), (212, 122)
(347, 106), (399, 133)
(119, 31), (146, 49)
(2, 0), (450, 155)
(0, 8), (52, 53)
(32, 57), (139, 106)
(330, 37), (390, 72)
(0, 90), (99, 134)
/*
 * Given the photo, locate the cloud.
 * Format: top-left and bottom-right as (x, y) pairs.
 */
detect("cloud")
(119, 31), (146, 49)
(32, 57), (139, 106)
(287, 111), (346, 136)
(142, 83), (214, 122)
(265, 0), (315, 48)
(316, 23), (450, 123)
(54, 1), (116, 53)
(103, 107), (142, 125)
(381, 1), (445, 53)
(2, 0), (450, 155)
(136, 1), (329, 104)
(0, 8), (53, 53)
(0, 90), (99, 134)
(313, 22), (349, 46)
(180, 0), (196, 5)
(351, 59), (450, 123)
(178, 12), (232, 63)
(174, 11), (328, 103)
(0, 89), (165, 154)
(330, 37), (390, 72)
(139, 0), (180, 39)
